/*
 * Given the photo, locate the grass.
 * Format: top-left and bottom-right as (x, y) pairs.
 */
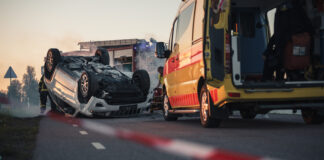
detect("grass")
(0, 113), (41, 160)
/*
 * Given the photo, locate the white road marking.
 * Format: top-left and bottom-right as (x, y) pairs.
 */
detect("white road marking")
(92, 142), (106, 150)
(72, 124), (78, 127)
(79, 131), (88, 135)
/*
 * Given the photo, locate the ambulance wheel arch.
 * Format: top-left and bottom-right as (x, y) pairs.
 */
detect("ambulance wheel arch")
(197, 77), (205, 102)
(199, 84), (222, 128)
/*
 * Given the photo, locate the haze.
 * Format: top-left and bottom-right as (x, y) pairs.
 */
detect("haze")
(0, 0), (180, 91)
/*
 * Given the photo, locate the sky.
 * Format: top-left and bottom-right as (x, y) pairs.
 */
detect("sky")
(0, 0), (181, 91)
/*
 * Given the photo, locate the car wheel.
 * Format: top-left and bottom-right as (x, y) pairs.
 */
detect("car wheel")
(162, 94), (178, 121)
(78, 72), (98, 103)
(240, 110), (257, 119)
(95, 48), (110, 65)
(302, 109), (324, 124)
(45, 48), (61, 80)
(200, 85), (221, 128)
(132, 70), (150, 96)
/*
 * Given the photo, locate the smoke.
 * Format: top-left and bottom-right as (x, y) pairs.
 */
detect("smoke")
(134, 39), (165, 101)
(0, 98), (42, 118)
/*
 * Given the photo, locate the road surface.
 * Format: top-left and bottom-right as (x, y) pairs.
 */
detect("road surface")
(33, 112), (324, 160)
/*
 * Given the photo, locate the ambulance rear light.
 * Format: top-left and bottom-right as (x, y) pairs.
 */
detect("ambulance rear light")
(228, 92), (240, 98)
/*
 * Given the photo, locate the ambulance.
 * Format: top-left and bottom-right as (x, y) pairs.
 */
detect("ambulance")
(155, 0), (324, 127)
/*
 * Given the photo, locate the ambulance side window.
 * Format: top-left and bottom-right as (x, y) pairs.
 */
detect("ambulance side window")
(193, 0), (204, 42)
(175, 2), (195, 53)
(169, 18), (179, 57)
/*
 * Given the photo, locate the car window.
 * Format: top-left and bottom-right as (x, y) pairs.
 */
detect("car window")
(169, 18), (179, 57)
(175, 2), (195, 53)
(193, 0), (204, 42)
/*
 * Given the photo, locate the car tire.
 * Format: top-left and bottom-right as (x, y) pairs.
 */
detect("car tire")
(95, 48), (110, 65)
(240, 110), (257, 119)
(78, 71), (98, 103)
(302, 109), (324, 125)
(162, 94), (178, 121)
(45, 48), (61, 80)
(132, 70), (150, 96)
(200, 85), (221, 128)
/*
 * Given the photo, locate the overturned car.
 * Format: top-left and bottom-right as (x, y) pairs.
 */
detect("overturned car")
(44, 48), (150, 117)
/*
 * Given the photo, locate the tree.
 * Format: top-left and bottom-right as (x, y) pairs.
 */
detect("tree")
(22, 66), (39, 105)
(7, 80), (22, 103)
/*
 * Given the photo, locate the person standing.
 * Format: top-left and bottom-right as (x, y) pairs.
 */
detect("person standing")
(39, 75), (48, 114)
(155, 66), (164, 89)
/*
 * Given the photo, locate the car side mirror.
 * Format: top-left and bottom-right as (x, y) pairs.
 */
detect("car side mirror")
(155, 42), (171, 58)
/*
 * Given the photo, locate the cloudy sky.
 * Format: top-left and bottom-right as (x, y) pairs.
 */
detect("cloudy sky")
(0, 0), (181, 91)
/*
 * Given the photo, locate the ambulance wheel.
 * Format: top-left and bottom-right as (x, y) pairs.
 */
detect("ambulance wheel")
(45, 48), (61, 80)
(302, 109), (324, 125)
(162, 94), (178, 121)
(95, 48), (110, 65)
(200, 85), (221, 128)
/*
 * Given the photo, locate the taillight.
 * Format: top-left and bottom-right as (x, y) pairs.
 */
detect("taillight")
(225, 33), (232, 73)
(228, 92), (240, 98)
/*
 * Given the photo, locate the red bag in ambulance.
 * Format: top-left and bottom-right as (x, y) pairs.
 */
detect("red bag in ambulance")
(284, 32), (311, 70)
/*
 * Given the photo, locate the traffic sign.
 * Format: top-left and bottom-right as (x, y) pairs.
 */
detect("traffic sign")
(4, 66), (17, 79)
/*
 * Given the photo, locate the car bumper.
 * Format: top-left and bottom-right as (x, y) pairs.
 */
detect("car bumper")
(80, 96), (148, 116)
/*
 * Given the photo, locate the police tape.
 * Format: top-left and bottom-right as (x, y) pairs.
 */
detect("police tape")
(47, 112), (277, 160)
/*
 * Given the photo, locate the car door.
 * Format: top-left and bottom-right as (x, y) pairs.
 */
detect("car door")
(204, 0), (231, 88)
(164, 18), (179, 101)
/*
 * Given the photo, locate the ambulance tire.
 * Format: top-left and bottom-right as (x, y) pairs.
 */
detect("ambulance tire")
(45, 48), (61, 80)
(162, 94), (178, 121)
(200, 85), (221, 128)
(95, 48), (110, 65)
(302, 109), (324, 125)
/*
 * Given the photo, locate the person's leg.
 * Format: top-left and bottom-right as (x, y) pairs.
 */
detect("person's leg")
(40, 93), (47, 114)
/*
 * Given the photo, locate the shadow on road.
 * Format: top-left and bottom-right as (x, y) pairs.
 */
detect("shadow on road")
(149, 114), (320, 130)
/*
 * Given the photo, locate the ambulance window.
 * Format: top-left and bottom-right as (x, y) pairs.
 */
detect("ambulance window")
(175, 2), (195, 53)
(169, 18), (179, 52)
(193, 0), (204, 41)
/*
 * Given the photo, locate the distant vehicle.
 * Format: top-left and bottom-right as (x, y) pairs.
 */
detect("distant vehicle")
(44, 48), (150, 117)
(156, 0), (324, 127)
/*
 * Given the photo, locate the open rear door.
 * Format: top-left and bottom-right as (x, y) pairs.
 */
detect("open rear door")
(203, 0), (230, 88)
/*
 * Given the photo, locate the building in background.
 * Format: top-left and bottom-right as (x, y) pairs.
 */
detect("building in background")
(78, 39), (157, 72)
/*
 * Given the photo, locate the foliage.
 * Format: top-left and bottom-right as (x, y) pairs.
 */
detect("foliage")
(7, 80), (22, 103)
(22, 66), (39, 105)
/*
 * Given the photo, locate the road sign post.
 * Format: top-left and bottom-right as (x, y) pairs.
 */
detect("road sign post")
(4, 66), (17, 85)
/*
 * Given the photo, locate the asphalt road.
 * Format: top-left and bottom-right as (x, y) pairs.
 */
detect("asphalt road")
(33, 112), (324, 160)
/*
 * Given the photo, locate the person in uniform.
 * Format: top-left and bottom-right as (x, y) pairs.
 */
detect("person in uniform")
(155, 66), (164, 89)
(39, 75), (48, 114)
